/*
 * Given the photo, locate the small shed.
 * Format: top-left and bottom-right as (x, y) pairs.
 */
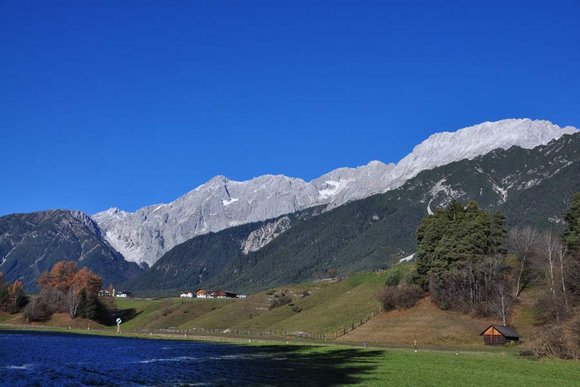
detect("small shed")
(480, 325), (519, 345)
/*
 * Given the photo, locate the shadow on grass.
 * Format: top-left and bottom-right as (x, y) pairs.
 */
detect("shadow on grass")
(211, 344), (385, 386)
(97, 307), (141, 326)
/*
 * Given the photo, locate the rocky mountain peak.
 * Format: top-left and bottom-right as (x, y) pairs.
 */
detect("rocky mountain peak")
(92, 119), (578, 266)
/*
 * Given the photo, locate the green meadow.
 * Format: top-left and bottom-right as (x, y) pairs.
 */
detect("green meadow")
(272, 344), (580, 387)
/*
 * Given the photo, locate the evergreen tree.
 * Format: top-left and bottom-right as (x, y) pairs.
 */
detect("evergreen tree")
(415, 200), (507, 289)
(563, 192), (580, 252)
(83, 294), (99, 320)
(490, 209), (508, 255)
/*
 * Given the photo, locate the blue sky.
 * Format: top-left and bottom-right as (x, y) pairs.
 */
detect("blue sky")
(1, 0), (579, 215)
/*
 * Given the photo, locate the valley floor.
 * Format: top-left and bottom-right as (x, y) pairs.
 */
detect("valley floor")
(0, 272), (549, 350)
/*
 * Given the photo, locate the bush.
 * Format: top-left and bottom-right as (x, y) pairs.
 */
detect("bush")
(378, 284), (424, 311)
(533, 292), (572, 325)
(530, 323), (580, 359)
(78, 290), (101, 320)
(23, 298), (52, 322)
(384, 264), (418, 287)
(269, 295), (293, 310)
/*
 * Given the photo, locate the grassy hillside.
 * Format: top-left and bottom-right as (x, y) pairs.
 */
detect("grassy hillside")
(1, 269), (550, 350)
(113, 272), (385, 336)
(339, 297), (497, 348)
(114, 297), (236, 330)
(116, 268), (546, 348)
(184, 272), (384, 334)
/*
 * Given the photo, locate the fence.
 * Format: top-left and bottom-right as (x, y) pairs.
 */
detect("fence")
(1, 306), (384, 342)
(129, 327), (331, 341)
(332, 307), (382, 339)
(127, 306), (383, 341)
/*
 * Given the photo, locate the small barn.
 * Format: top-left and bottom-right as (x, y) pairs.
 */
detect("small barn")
(480, 325), (520, 345)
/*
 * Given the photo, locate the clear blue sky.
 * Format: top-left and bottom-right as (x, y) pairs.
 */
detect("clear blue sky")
(1, 0), (579, 216)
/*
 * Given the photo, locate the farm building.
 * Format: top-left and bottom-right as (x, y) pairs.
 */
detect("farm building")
(480, 325), (520, 345)
(115, 291), (132, 298)
(195, 289), (238, 299)
(180, 291), (194, 298)
(213, 290), (238, 298)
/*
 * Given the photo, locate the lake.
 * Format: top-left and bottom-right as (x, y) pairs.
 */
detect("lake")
(0, 330), (381, 386)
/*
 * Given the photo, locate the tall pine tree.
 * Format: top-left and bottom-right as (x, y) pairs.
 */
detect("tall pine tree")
(490, 209), (508, 255)
(563, 192), (580, 252)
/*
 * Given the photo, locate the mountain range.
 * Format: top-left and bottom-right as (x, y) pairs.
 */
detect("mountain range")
(93, 118), (578, 267)
(1, 118), (578, 291)
(130, 130), (580, 293)
(0, 210), (143, 289)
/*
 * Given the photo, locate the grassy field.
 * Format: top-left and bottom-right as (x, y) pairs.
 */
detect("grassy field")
(107, 272), (385, 336)
(1, 272), (385, 339)
(114, 297), (235, 329)
(270, 344), (580, 386)
(111, 270), (532, 348)
(0, 269), (551, 350)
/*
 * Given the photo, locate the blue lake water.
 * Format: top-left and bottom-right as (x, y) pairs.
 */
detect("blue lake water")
(0, 330), (381, 386)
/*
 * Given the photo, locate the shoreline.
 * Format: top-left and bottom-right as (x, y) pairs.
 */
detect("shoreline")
(0, 323), (517, 355)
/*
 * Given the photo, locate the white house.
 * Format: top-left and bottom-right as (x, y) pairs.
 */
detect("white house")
(180, 291), (194, 298)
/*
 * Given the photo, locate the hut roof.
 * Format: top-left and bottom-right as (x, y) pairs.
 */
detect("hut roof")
(480, 325), (519, 339)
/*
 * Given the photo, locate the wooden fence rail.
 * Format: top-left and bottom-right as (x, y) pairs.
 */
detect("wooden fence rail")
(129, 306), (384, 341)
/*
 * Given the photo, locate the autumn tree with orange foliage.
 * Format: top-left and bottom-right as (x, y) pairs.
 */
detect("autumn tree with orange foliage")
(0, 272), (28, 313)
(37, 261), (103, 319)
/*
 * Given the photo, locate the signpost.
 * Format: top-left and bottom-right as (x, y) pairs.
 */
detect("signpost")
(116, 318), (122, 333)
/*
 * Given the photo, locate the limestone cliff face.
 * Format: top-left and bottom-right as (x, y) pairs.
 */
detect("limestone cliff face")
(241, 216), (292, 255)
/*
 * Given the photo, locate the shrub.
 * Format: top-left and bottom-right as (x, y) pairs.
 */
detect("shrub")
(378, 284), (424, 311)
(529, 324), (579, 359)
(23, 298), (52, 322)
(533, 292), (571, 325)
(384, 264), (419, 287)
(269, 295), (292, 310)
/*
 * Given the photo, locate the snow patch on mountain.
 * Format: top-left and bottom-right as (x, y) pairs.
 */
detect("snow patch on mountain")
(222, 198), (239, 206)
(318, 181), (342, 199)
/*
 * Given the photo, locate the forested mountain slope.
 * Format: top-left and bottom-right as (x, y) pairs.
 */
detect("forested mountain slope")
(0, 210), (143, 290)
(130, 133), (580, 293)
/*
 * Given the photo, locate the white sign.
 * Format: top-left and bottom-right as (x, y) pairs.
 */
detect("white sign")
(116, 318), (122, 324)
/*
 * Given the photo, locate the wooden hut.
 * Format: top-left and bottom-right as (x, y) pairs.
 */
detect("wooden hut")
(480, 325), (519, 345)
